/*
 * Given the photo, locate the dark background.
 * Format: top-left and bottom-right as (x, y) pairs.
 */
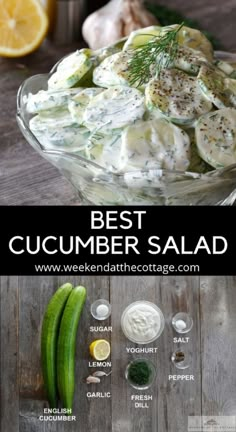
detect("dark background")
(88, 0), (236, 52)
(1, 206), (236, 275)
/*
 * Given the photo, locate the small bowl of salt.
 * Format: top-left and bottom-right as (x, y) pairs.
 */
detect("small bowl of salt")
(90, 299), (111, 321)
(172, 312), (193, 334)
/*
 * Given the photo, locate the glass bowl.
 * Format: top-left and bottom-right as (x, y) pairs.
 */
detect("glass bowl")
(125, 358), (157, 390)
(16, 51), (236, 205)
(172, 312), (193, 334)
(90, 299), (111, 320)
(171, 350), (191, 370)
(121, 300), (165, 344)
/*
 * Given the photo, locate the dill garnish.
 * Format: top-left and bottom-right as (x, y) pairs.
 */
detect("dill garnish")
(128, 22), (184, 86)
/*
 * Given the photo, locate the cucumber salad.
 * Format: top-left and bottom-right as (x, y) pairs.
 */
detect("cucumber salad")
(25, 25), (236, 175)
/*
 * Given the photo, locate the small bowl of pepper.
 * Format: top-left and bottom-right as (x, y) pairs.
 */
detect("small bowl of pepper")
(125, 358), (156, 390)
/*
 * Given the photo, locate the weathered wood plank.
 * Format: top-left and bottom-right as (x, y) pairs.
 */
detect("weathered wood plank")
(0, 42), (79, 206)
(200, 276), (236, 415)
(144, 0), (236, 51)
(110, 275), (201, 432)
(0, 276), (19, 432)
(158, 276), (201, 431)
(110, 276), (160, 432)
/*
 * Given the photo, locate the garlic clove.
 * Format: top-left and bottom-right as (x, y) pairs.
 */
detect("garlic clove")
(92, 371), (108, 377)
(86, 375), (101, 384)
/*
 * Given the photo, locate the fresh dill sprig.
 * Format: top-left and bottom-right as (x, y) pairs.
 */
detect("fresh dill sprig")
(128, 22), (184, 86)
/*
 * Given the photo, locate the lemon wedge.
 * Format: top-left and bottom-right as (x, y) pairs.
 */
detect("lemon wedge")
(0, 0), (48, 57)
(89, 339), (111, 361)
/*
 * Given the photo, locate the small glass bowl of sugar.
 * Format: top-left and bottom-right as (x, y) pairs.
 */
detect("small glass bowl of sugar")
(91, 299), (111, 320)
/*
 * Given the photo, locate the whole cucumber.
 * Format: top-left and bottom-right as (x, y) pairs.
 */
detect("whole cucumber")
(41, 282), (73, 408)
(57, 285), (87, 411)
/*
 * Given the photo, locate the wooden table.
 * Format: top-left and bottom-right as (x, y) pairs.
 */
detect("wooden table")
(0, 0), (236, 205)
(1, 276), (236, 432)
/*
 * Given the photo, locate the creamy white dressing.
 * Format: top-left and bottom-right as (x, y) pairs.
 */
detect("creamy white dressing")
(26, 25), (236, 186)
(93, 51), (133, 88)
(122, 302), (163, 343)
(195, 108), (236, 168)
(120, 119), (190, 171)
(146, 69), (212, 124)
(83, 86), (145, 133)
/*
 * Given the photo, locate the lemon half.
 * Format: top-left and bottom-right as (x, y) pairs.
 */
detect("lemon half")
(0, 0), (48, 57)
(89, 339), (111, 361)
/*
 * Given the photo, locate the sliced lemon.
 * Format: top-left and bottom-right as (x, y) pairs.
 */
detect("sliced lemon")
(89, 339), (111, 361)
(0, 0), (48, 57)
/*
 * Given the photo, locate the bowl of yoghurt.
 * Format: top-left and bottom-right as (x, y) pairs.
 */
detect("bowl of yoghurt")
(121, 300), (165, 344)
(16, 26), (236, 205)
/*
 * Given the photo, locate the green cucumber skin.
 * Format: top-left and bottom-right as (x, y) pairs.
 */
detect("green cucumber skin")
(57, 286), (87, 411)
(41, 283), (73, 408)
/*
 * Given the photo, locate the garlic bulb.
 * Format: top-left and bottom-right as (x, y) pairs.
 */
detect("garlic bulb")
(82, 0), (159, 50)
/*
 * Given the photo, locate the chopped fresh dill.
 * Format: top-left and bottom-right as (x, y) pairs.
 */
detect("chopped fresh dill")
(128, 22), (184, 86)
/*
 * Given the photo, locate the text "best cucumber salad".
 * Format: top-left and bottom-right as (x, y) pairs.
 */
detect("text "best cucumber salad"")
(26, 24), (236, 174)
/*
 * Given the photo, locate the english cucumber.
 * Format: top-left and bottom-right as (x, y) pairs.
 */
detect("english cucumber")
(57, 285), (87, 411)
(41, 283), (73, 408)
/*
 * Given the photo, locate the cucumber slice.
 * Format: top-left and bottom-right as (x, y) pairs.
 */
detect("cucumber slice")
(197, 65), (229, 108)
(86, 132), (122, 172)
(151, 45), (209, 76)
(68, 88), (104, 125)
(83, 86), (145, 134)
(95, 37), (128, 62)
(147, 45), (208, 77)
(123, 26), (162, 50)
(224, 77), (236, 107)
(119, 119), (190, 172)
(48, 49), (93, 89)
(29, 112), (89, 151)
(198, 65), (236, 109)
(145, 69), (212, 125)
(164, 24), (213, 61)
(30, 123), (89, 152)
(30, 109), (75, 129)
(93, 51), (133, 88)
(187, 129), (212, 173)
(144, 108), (165, 121)
(123, 25), (213, 61)
(230, 70), (236, 79)
(174, 45), (209, 75)
(25, 88), (81, 113)
(214, 59), (234, 76)
(195, 108), (236, 168)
